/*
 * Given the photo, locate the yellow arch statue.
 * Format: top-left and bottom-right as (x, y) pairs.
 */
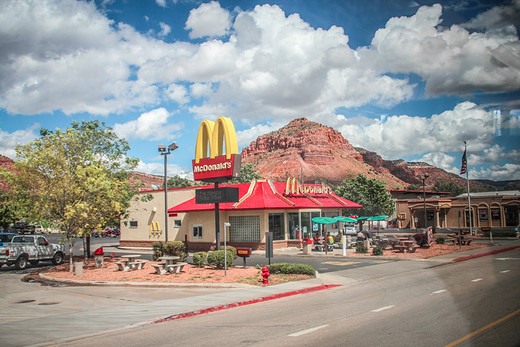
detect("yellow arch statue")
(194, 116), (239, 163)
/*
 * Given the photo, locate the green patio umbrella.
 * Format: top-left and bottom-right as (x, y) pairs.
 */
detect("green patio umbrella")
(367, 216), (389, 221)
(311, 217), (337, 224)
(334, 216), (358, 223)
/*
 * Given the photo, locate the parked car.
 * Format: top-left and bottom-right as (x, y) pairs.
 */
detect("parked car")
(0, 233), (16, 246)
(0, 235), (65, 269)
(10, 222), (36, 234)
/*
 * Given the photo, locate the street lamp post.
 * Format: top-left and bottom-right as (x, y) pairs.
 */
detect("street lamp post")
(158, 142), (178, 243)
(418, 173), (430, 229)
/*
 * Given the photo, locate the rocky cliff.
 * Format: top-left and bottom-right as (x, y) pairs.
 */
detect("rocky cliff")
(241, 118), (409, 189)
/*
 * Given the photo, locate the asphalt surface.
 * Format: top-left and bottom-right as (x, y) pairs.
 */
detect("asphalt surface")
(0, 237), (518, 346)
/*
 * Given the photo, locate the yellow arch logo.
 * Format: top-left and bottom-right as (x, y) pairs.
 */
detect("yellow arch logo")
(149, 221), (161, 237)
(194, 116), (238, 164)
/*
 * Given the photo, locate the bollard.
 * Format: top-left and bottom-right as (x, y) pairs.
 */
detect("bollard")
(75, 261), (83, 276)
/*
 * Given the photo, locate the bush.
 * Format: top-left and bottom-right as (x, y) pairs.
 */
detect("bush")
(435, 236), (445, 244)
(207, 250), (235, 269)
(413, 233), (428, 247)
(482, 231), (516, 238)
(193, 252), (207, 267)
(356, 244), (368, 254)
(267, 263), (315, 276)
(152, 241), (188, 261)
(226, 246), (238, 261)
(372, 246), (383, 256)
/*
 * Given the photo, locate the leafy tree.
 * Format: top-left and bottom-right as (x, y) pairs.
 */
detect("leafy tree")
(227, 163), (261, 183)
(334, 175), (395, 217)
(0, 169), (36, 231)
(13, 121), (139, 269)
(433, 179), (464, 197)
(167, 175), (192, 189)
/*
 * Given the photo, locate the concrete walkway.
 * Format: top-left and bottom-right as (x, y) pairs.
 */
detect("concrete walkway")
(1, 239), (518, 347)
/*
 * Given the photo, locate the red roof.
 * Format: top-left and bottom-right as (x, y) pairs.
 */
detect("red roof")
(168, 181), (362, 213)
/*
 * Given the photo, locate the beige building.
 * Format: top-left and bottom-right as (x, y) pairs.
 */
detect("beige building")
(395, 190), (520, 231)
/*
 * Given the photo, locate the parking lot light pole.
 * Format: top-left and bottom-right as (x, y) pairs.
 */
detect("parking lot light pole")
(158, 142), (178, 243)
(418, 173), (430, 229)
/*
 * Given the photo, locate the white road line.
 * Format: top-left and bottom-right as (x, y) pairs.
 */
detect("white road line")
(289, 325), (328, 337)
(371, 305), (395, 313)
(471, 278), (483, 282)
(500, 270), (510, 273)
(432, 289), (447, 295)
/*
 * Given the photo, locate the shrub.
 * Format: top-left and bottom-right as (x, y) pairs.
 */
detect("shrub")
(414, 233), (428, 247)
(226, 246), (238, 261)
(152, 241), (188, 261)
(356, 244), (368, 254)
(193, 252), (207, 267)
(207, 250), (235, 269)
(372, 246), (383, 256)
(152, 242), (164, 260)
(482, 231), (516, 238)
(267, 263), (315, 276)
(435, 236), (445, 244)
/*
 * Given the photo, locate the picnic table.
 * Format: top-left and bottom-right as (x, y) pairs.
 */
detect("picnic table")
(152, 256), (187, 275)
(394, 240), (419, 253)
(115, 254), (147, 271)
(447, 234), (473, 246)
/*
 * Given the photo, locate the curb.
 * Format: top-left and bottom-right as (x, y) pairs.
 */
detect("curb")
(37, 273), (256, 289)
(153, 284), (342, 324)
(452, 245), (520, 262)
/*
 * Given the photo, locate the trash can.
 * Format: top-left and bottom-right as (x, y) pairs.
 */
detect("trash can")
(93, 247), (104, 268)
(302, 238), (313, 255)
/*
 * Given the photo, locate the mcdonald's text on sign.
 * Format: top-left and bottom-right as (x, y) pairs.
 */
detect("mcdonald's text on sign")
(192, 116), (241, 182)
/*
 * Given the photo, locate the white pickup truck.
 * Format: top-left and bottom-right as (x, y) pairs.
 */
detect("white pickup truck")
(0, 235), (65, 270)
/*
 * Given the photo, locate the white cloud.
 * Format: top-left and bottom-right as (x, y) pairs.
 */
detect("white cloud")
(165, 84), (189, 104)
(338, 102), (493, 159)
(156, 0), (167, 8)
(0, 124), (40, 159)
(364, 4), (520, 95)
(236, 121), (284, 147)
(136, 160), (189, 178)
(185, 1), (231, 39)
(158, 22), (171, 37)
(470, 163), (520, 180)
(113, 108), (182, 140)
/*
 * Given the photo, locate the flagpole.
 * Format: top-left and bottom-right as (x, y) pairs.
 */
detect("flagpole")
(463, 141), (473, 236)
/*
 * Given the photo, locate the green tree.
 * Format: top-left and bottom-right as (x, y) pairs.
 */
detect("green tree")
(0, 169), (36, 231)
(334, 175), (395, 217)
(13, 121), (139, 269)
(227, 163), (262, 183)
(167, 175), (192, 189)
(433, 179), (464, 197)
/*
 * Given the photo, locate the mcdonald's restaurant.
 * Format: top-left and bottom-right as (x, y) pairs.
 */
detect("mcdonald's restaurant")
(119, 179), (362, 251)
(119, 116), (363, 250)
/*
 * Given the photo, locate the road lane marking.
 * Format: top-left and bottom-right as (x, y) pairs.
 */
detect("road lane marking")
(471, 278), (483, 282)
(289, 325), (328, 337)
(444, 308), (520, 347)
(500, 270), (510, 273)
(371, 305), (395, 313)
(432, 289), (447, 295)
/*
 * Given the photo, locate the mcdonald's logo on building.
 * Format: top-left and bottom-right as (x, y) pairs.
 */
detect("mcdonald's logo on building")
(149, 221), (161, 237)
(192, 116), (241, 182)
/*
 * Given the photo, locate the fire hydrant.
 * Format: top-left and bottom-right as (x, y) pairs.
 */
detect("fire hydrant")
(261, 266), (270, 285)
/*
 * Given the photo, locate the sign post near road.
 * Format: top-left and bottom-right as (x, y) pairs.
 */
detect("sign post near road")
(192, 116), (241, 250)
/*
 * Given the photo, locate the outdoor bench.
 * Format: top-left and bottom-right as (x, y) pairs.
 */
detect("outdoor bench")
(166, 262), (187, 274)
(409, 245), (420, 253)
(128, 260), (147, 270)
(115, 261), (129, 271)
(394, 245), (406, 253)
(461, 239), (473, 246)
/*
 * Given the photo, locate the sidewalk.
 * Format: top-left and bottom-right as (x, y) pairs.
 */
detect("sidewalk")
(3, 239), (519, 347)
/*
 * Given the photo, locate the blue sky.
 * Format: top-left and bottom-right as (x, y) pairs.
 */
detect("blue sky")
(1, 0), (519, 181)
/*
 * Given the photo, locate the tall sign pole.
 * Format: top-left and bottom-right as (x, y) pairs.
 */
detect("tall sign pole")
(192, 116), (241, 250)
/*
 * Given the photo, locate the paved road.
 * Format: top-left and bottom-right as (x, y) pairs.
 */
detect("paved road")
(58, 248), (520, 347)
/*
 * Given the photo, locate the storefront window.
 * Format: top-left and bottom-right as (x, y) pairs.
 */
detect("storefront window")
(268, 213), (285, 240)
(479, 208), (488, 221)
(229, 216), (260, 242)
(288, 213), (300, 239)
(491, 208), (500, 220)
(193, 224), (202, 238)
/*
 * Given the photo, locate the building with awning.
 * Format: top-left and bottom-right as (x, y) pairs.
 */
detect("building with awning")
(120, 179), (362, 250)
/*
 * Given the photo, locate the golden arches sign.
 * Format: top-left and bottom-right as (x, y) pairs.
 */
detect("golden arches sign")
(149, 221), (161, 237)
(192, 116), (241, 181)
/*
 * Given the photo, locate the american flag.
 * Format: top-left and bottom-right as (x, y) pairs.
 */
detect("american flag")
(460, 149), (467, 175)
